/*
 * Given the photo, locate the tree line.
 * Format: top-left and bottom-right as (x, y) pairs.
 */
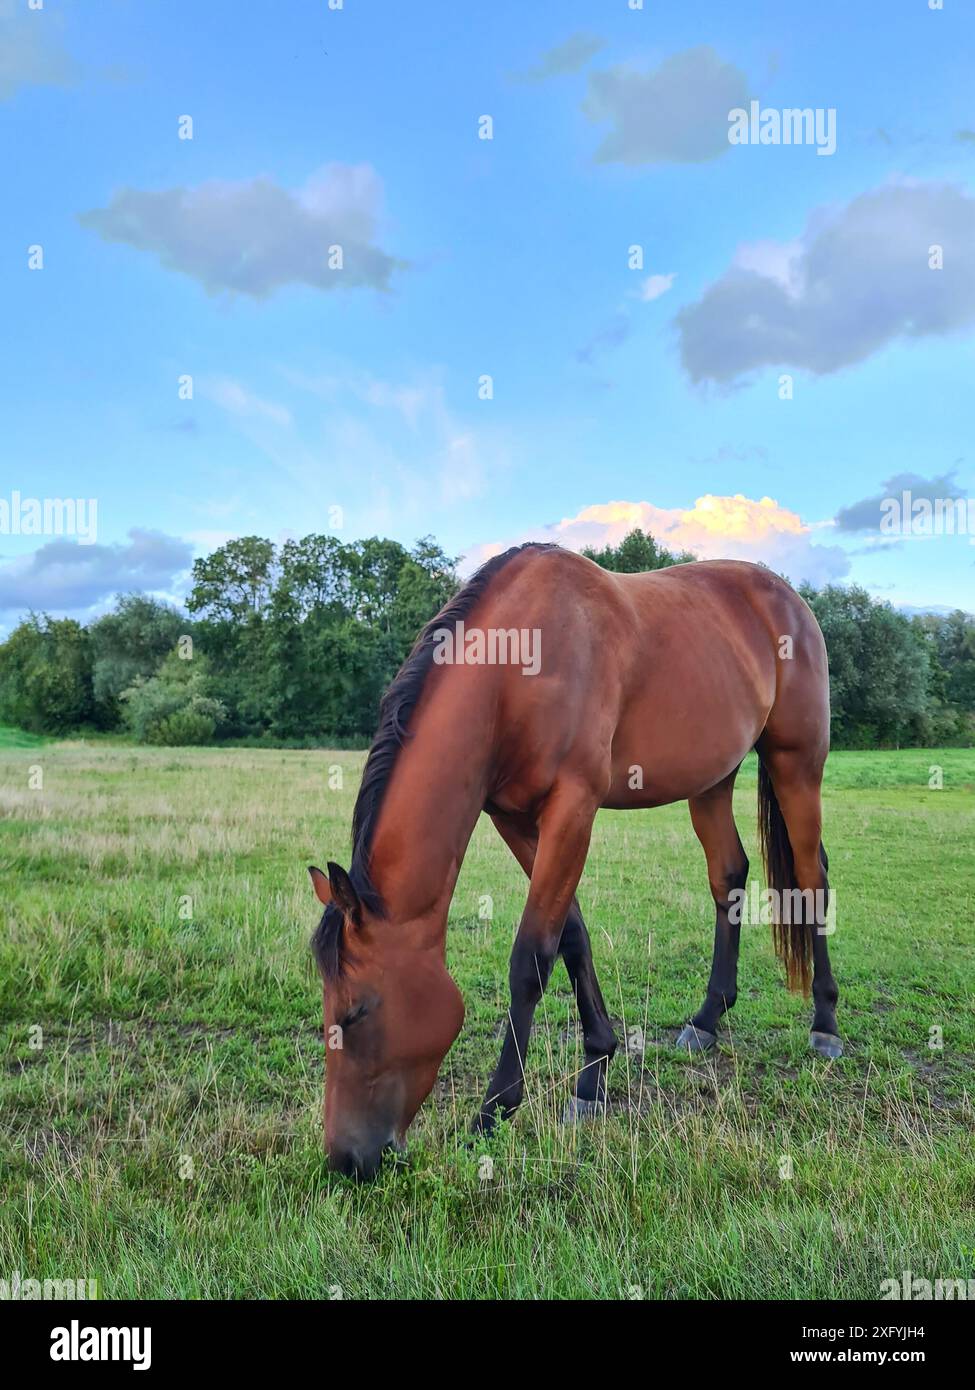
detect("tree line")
(1, 529), (972, 748)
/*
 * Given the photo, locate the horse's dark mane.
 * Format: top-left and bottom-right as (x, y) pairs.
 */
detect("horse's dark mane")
(312, 540), (557, 980)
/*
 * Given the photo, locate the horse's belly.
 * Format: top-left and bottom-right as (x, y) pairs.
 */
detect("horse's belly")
(604, 681), (768, 808)
(603, 746), (746, 808)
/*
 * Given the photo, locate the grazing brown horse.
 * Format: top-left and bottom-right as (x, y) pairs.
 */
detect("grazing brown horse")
(310, 543), (840, 1179)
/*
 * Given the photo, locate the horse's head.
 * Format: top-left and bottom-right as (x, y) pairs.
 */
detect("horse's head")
(308, 863), (464, 1180)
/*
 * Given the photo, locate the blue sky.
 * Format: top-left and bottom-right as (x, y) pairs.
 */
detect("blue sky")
(2, 0), (975, 630)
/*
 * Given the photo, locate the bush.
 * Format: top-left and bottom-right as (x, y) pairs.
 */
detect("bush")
(149, 709), (217, 746)
(120, 653), (225, 746)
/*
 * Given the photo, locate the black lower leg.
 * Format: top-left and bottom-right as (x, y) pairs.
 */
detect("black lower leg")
(810, 853), (839, 1038)
(689, 859), (747, 1036)
(559, 904), (617, 1106)
(474, 938), (557, 1133)
(476, 791), (597, 1132)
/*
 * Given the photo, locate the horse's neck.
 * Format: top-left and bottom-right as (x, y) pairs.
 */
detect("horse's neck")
(367, 667), (495, 945)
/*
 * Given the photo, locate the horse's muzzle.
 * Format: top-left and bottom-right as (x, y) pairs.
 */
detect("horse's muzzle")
(329, 1137), (405, 1182)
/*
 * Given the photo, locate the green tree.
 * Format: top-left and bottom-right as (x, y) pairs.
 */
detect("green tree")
(911, 610), (975, 743)
(273, 535), (354, 621)
(89, 594), (189, 725)
(582, 527), (695, 573)
(933, 610), (975, 711)
(800, 585), (932, 747)
(186, 537), (278, 736)
(187, 536), (277, 622)
(388, 537), (458, 652)
(263, 534), (458, 739)
(0, 615), (96, 734)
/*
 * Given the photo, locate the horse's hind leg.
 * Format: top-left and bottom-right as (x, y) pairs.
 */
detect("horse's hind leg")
(760, 746), (841, 1056)
(676, 771), (748, 1053)
(487, 810), (617, 1124)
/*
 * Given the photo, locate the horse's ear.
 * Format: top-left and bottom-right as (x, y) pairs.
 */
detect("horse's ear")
(326, 861), (362, 922)
(308, 865), (332, 906)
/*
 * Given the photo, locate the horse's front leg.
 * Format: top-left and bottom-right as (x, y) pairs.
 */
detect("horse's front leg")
(474, 782), (598, 1135)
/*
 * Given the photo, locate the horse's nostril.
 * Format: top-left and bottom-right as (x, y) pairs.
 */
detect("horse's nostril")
(330, 1146), (384, 1182)
(354, 1153), (384, 1181)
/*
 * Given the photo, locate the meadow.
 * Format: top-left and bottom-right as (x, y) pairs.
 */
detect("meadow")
(1, 734), (973, 1299)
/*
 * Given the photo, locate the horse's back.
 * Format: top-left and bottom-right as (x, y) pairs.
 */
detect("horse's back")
(482, 548), (828, 811)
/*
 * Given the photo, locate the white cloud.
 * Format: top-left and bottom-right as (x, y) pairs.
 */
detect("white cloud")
(466, 495), (850, 588)
(676, 180), (975, 384)
(0, 0), (74, 101)
(79, 163), (404, 298)
(637, 272), (676, 301)
(834, 470), (966, 532)
(731, 238), (803, 291)
(0, 528), (193, 619)
(583, 47), (750, 165)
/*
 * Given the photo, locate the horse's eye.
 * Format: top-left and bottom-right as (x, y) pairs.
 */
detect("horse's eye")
(339, 1003), (368, 1030)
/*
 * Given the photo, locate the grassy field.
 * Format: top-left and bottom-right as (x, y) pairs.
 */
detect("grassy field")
(0, 724), (47, 750)
(1, 740), (973, 1300)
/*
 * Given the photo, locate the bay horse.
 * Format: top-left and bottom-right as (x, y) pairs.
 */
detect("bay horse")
(309, 543), (840, 1179)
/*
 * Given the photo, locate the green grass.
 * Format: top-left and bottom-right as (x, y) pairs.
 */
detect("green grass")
(1, 741), (973, 1299)
(0, 723), (47, 749)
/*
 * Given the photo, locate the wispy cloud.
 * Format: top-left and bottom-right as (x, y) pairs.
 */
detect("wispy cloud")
(287, 368), (496, 509)
(509, 32), (604, 84)
(280, 367), (438, 430)
(204, 377), (293, 428)
(575, 314), (631, 365)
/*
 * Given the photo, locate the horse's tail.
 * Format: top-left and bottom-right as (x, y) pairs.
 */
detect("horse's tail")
(757, 759), (812, 995)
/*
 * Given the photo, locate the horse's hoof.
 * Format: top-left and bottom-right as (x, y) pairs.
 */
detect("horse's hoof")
(809, 1030), (843, 1059)
(561, 1096), (604, 1124)
(676, 1024), (718, 1053)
